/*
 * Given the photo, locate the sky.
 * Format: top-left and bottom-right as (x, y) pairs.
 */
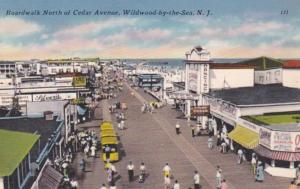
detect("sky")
(0, 0), (300, 60)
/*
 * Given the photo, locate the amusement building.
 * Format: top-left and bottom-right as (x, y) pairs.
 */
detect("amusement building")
(169, 46), (300, 177)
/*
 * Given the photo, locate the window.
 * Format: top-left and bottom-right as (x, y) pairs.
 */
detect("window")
(51, 68), (57, 73)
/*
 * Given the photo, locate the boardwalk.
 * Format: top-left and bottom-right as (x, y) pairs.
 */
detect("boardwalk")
(72, 81), (290, 189)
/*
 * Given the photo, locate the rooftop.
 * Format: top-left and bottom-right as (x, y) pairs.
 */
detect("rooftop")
(283, 60), (300, 69)
(207, 84), (300, 106)
(0, 129), (39, 176)
(236, 56), (283, 70)
(0, 117), (62, 160)
(242, 113), (300, 132)
(210, 63), (255, 69)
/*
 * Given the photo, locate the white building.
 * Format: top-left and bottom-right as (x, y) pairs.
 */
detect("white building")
(0, 61), (16, 78)
(209, 64), (254, 90)
(282, 60), (300, 89)
(237, 57), (283, 85)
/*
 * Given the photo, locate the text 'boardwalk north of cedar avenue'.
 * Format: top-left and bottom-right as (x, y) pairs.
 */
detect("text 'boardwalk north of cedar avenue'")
(5, 9), (212, 16)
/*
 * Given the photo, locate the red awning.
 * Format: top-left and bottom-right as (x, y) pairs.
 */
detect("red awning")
(254, 145), (300, 161)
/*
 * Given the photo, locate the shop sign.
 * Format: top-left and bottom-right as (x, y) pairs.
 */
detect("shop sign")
(238, 119), (260, 133)
(73, 76), (86, 87)
(273, 131), (293, 152)
(33, 93), (76, 102)
(202, 64), (209, 93)
(191, 106), (210, 116)
(204, 95), (237, 118)
(259, 128), (271, 148)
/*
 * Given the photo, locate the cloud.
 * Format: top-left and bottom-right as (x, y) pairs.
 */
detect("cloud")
(53, 18), (138, 38)
(0, 17), (42, 37)
(195, 21), (287, 40)
(227, 21), (286, 36)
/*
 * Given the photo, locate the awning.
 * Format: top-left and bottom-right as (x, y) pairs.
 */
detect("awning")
(77, 105), (87, 115)
(228, 125), (259, 149)
(38, 165), (63, 189)
(254, 145), (300, 162)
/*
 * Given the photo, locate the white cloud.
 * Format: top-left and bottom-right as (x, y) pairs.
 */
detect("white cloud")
(0, 17), (42, 37)
(53, 18), (138, 38)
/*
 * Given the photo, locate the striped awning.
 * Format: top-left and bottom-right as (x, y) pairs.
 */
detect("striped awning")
(228, 125), (259, 149)
(254, 145), (300, 162)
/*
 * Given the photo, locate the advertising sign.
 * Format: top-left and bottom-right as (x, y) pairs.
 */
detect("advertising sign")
(259, 128), (272, 148)
(73, 76), (87, 87)
(188, 70), (198, 92)
(201, 64), (209, 93)
(191, 106), (210, 116)
(273, 131), (293, 152)
(33, 93), (76, 102)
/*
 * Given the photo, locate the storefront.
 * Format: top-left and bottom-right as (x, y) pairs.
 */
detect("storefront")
(253, 125), (300, 178)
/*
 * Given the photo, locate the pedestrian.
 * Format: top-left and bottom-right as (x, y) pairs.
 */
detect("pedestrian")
(175, 122), (181, 135)
(120, 120), (124, 130)
(100, 183), (107, 189)
(109, 180), (117, 189)
(164, 175), (171, 189)
(191, 124), (195, 137)
(288, 180), (297, 189)
(84, 144), (90, 158)
(251, 153), (257, 175)
(105, 145), (111, 161)
(70, 179), (78, 189)
(163, 163), (171, 177)
(79, 158), (86, 172)
(220, 179), (228, 189)
(107, 168), (113, 186)
(196, 124), (201, 136)
(91, 145), (96, 158)
(111, 164), (117, 179)
(208, 136), (214, 149)
(139, 162), (146, 183)
(173, 180), (180, 189)
(255, 161), (264, 182)
(216, 166), (222, 189)
(127, 161), (135, 182)
(237, 148), (243, 164)
(296, 164), (300, 185)
(193, 170), (201, 189)
(216, 134), (221, 146)
(221, 140), (227, 153)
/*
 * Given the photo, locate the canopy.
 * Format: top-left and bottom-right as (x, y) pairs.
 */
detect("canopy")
(254, 145), (300, 162)
(102, 136), (118, 145)
(101, 130), (117, 137)
(228, 125), (259, 149)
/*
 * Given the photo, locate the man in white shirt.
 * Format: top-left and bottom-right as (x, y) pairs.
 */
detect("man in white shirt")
(127, 161), (134, 182)
(193, 170), (201, 189)
(90, 145), (96, 158)
(173, 179), (180, 189)
(175, 122), (180, 135)
(163, 163), (171, 177)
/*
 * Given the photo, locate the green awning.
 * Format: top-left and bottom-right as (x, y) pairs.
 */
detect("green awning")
(0, 129), (39, 176)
